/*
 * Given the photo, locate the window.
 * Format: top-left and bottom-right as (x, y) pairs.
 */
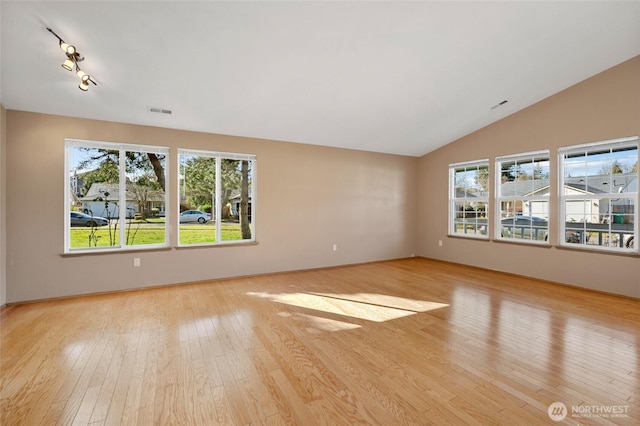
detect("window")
(495, 151), (550, 243)
(449, 160), (490, 238)
(65, 139), (169, 252)
(559, 137), (638, 252)
(178, 149), (255, 246)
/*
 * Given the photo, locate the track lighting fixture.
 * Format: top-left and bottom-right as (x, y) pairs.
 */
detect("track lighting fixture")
(47, 28), (97, 92)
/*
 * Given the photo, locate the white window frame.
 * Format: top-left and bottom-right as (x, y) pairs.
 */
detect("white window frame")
(495, 150), (550, 245)
(64, 139), (170, 253)
(178, 149), (256, 246)
(558, 136), (638, 253)
(449, 159), (490, 239)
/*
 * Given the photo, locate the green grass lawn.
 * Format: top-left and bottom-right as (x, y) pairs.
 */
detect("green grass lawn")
(70, 223), (249, 248)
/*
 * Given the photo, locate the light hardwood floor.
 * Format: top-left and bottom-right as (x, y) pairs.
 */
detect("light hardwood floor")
(1, 258), (638, 425)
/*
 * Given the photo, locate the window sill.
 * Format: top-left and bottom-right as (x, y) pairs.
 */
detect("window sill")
(447, 234), (490, 241)
(176, 240), (259, 249)
(61, 245), (173, 257)
(61, 240), (259, 256)
(492, 238), (552, 247)
(554, 244), (639, 257)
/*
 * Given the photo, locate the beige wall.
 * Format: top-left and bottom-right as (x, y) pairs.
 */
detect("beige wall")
(0, 104), (6, 306)
(4, 56), (639, 303)
(5, 112), (418, 303)
(418, 56), (640, 298)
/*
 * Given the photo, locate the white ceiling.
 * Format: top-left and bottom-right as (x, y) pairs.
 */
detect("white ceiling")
(1, 1), (639, 157)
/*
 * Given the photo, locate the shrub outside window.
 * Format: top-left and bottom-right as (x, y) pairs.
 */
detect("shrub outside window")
(449, 160), (490, 239)
(495, 151), (550, 243)
(559, 137), (638, 252)
(65, 139), (169, 253)
(178, 149), (255, 246)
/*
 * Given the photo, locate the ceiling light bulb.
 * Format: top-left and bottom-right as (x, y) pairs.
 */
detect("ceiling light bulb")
(81, 74), (90, 83)
(62, 58), (74, 71)
(60, 42), (76, 55)
(79, 80), (89, 91)
(76, 68), (87, 79)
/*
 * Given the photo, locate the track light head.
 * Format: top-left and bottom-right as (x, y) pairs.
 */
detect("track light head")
(59, 41), (76, 55)
(78, 73), (92, 91)
(75, 64), (87, 79)
(62, 58), (75, 71)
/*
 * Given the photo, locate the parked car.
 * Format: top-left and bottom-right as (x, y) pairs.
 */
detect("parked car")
(70, 211), (109, 227)
(179, 210), (210, 224)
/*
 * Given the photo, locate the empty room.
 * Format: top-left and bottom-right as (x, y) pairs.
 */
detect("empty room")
(0, 1), (638, 425)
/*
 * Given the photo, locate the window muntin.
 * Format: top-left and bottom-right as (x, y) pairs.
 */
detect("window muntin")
(495, 151), (550, 243)
(178, 149), (255, 246)
(449, 160), (489, 239)
(65, 139), (169, 253)
(559, 137), (638, 252)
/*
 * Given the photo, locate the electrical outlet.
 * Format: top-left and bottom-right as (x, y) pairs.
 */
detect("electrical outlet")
(332, 244), (337, 251)
(133, 258), (140, 267)
(438, 240), (443, 247)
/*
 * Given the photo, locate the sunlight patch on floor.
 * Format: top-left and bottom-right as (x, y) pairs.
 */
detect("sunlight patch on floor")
(294, 312), (362, 331)
(308, 292), (449, 313)
(247, 291), (449, 323)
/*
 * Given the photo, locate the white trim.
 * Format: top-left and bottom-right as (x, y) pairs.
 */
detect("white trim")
(66, 138), (169, 155)
(558, 136), (638, 156)
(449, 158), (489, 169)
(178, 148), (256, 161)
(215, 156), (222, 243)
(495, 149), (550, 163)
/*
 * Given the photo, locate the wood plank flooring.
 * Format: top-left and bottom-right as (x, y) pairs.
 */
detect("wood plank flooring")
(1, 258), (638, 425)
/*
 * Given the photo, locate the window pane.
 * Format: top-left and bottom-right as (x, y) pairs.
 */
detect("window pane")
(496, 152), (550, 244)
(451, 201), (488, 237)
(178, 150), (255, 246)
(455, 165), (489, 197)
(69, 145), (121, 249)
(499, 202), (548, 241)
(125, 150), (167, 246)
(179, 154), (217, 245)
(220, 159), (253, 242)
(450, 160), (489, 239)
(560, 138), (638, 251)
(66, 140), (169, 252)
(564, 198), (635, 248)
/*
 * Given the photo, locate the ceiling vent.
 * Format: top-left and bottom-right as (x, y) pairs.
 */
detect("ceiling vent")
(490, 100), (508, 110)
(147, 106), (172, 115)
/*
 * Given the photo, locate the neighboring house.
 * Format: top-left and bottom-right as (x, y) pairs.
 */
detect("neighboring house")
(228, 192), (252, 222)
(499, 180), (549, 218)
(79, 183), (165, 218)
(500, 175), (636, 223)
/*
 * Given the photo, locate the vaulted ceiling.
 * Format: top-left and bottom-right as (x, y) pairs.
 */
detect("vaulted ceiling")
(1, 1), (639, 156)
